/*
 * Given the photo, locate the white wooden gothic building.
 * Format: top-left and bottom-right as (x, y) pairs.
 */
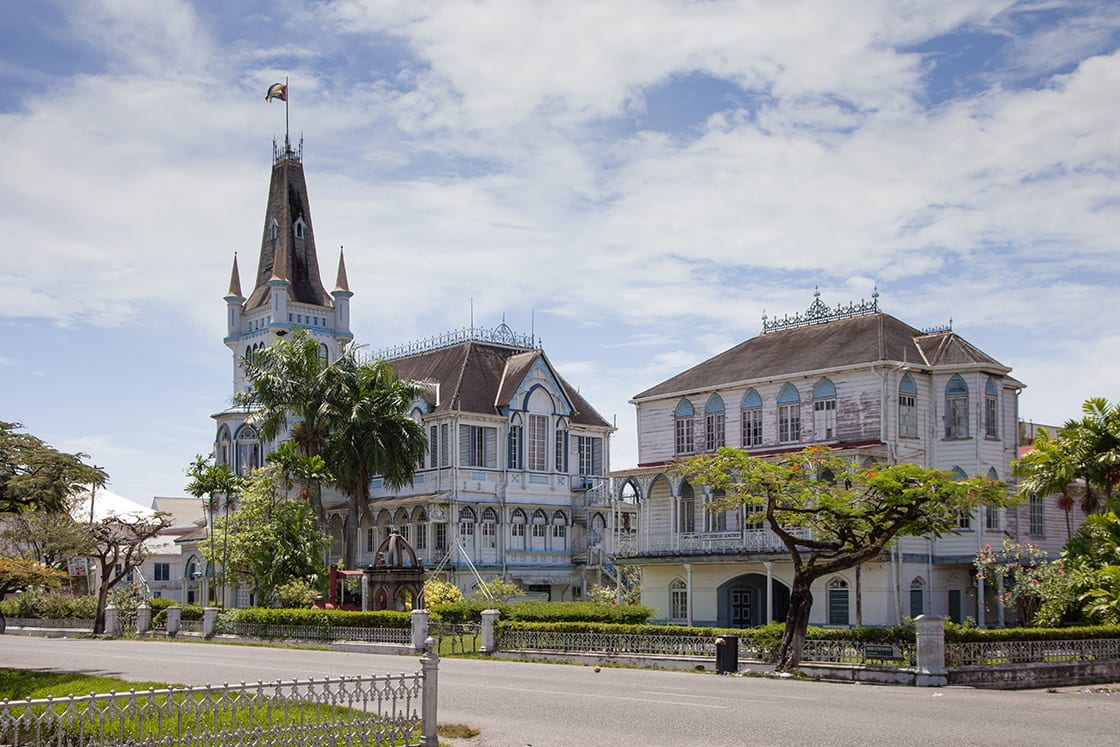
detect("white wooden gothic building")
(611, 291), (1077, 628)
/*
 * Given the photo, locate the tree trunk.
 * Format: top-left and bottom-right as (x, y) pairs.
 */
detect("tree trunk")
(775, 579), (814, 671)
(93, 565), (112, 634)
(343, 495), (359, 568)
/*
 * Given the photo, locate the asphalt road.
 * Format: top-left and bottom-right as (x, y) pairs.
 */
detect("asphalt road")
(1, 636), (1117, 746)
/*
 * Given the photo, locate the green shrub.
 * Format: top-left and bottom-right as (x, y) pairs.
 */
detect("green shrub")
(229, 607), (411, 629)
(152, 604), (205, 627)
(944, 624), (1120, 643)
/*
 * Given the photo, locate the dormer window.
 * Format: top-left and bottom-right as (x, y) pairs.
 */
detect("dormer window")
(294, 218), (306, 239)
(268, 219), (279, 240)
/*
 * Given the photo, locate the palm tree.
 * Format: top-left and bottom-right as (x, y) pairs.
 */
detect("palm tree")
(323, 354), (427, 567)
(184, 456), (239, 606)
(1016, 398), (1120, 517)
(237, 330), (338, 521)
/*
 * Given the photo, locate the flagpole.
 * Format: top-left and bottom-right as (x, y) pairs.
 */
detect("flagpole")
(285, 76), (290, 153)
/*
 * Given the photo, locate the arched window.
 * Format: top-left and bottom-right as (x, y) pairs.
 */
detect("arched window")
(827, 578), (850, 626)
(678, 482), (696, 534)
(234, 425), (260, 476)
(293, 218), (306, 239)
(899, 373), (918, 438)
(813, 378), (837, 441)
(910, 577), (925, 618)
(778, 383), (801, 444)
(509, 508), (527, 550)
(945, 374), (970, 439)
(268, 219), (279, 240)
(950, 467), (972, 529)
(552, 510), (568, 550)
(741, 389), (763, 448)
(669, 578), (688, 622)
(704, 394), (725, 451)
(508, 413), (523, 470)
(481, 507), (498, 550)
(530, 509), (548, 550)
(554, 416), (568, 474)
(319, 343), (329, 363)
(674, 399), (695, 455)
(984, 376), (999, 439)
(458, 507), (476, 546)
(215, 426), (232, 467)
(414, 508), (428, 551)
(985, 467), (1001, 530)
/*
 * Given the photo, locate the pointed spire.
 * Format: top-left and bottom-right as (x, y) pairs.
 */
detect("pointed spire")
(270, 236), (289, 283)
(334, 246), (350, 293)
(226, 253), (243, 299)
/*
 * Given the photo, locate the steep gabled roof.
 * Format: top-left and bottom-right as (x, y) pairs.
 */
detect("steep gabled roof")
(387, 342), (610, 428)
(245, 156), (333, 311)
(634, 312), (1010, 401)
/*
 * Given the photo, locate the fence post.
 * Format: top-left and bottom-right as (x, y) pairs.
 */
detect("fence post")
(136, 602), (151, 635)
(419, 636), (440, 747)
(104, 603), (119, 637)
(914, 615), (948, 687)
(203, 606), (219, 639)
(166, 606), (181, 637)
(480, 609), (500, 655)
(411, 608), (429, 652)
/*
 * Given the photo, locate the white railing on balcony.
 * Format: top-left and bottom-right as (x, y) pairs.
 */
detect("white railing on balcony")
(615, 528), (810, 557)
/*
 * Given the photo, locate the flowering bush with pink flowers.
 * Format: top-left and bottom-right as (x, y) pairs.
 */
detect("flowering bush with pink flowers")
(973, 539), (1055, 625)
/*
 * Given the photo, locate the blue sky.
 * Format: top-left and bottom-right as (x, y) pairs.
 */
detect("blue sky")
(2, 0), (1118, 506)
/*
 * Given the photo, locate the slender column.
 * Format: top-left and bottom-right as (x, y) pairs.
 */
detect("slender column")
(480, 609), (500, 654)
(361, 574), (369, 612)
(764, 561), (774, 624)
(136, 602), (151, 635)
(411, 609), (430, 652)
(685, 563), (693, 627)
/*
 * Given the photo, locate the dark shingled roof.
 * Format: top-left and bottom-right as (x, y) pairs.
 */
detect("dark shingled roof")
(386, 342), (611, 428)
(634, 312), (1009, 401)
(245, 157), (333, 311)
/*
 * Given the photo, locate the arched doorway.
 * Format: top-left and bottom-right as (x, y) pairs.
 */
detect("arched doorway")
(716, 573), (790, 628)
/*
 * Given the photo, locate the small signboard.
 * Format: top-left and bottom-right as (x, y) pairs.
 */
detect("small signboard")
(67, 558), (88, 577)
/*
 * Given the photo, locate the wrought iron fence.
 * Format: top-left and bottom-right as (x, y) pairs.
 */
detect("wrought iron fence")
(799, 639), (915, 667)
(946, 638), (1120, 667)
(0, 674), (427, 747)
(215, 621), (410, 645)
(496, 629), (775, 659)
(430, 622), (480, 654)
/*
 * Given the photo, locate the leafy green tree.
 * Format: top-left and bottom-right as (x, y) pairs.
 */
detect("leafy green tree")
(184, 456), (240, 606)
(973, 539), (1051, 625)
(0, 421), (107, 514)
(324, 356), (427, 567)
(423, 578), (463, 606)
(0, 557), (68, 597)
(470, 577), (523, 603)
(0, 492), (90, 569)
(266, 440), (332, 503)
(678, 446), (1008, 671)
(206, 467), (328, 607)
(1035, 512), (1120, 626)
(1016, 397), (1120, 515)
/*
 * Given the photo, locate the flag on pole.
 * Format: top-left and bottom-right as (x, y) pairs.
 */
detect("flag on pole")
(266, 83), (287, 102)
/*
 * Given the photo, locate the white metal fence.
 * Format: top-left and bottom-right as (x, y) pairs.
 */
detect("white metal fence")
(946, 638), (1120, 666)
(0, 668), (437, 747)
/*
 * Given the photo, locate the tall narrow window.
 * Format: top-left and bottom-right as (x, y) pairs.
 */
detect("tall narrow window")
(555, 418), (568, 473)
(429, 425), (439, 469)
(481, 508), (497, 549)
(674, 399), (695, 455)
(828, 578), (850, 626)
(910, 578), (925, 619)
(1029, 494), (1045, 536)
(813, 378), (837, 441)
(678, 482), (696, 534)
(985, 467), (1001, 530)
(531, 510), (547, 550)
(984, 377), (999, 439)
(704, 394), (725, 451)
(778, 383), (801, 444)
(508, 414), (522, 470)
(234, 425), (260, 477)
(945, 374), (970, 439)
(551, 511), (567, 550)
(510, 509), (526, 550)
(527, 414), (548, 471)
(440, 423), (450, 466)
(414, 509), (428, 551)
(670, 578), (688, 622)
(899, 373), (918, 438)
(706, 489), (728, 532)
(740, 389), (763, 448)
(460, 425), (497, 468)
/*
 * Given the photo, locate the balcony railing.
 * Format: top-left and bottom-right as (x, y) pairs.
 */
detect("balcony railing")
(615, 528), (810, 557)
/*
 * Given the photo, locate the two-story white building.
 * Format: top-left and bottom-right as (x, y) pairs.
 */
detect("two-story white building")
(611, 291), (1077, 628)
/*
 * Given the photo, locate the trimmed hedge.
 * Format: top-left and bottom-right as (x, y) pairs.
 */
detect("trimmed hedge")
(431, 600), (654, 625)
(945, 624), (1120, 643)
(228, 608), (410, 629)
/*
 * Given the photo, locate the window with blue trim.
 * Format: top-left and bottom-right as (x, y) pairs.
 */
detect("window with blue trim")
(675, 399), (695, 455)
(945, 374), (970, 439)
(741, 389), (763, 447)
(828, 578), (849, 626)
(678, 482), (696, 534)
(508, 414), (523, 470)
(813, 378), (837, 441)
(984, 377), (999, 439)
(705, 394), (725, 451)
(899, 373), (918, 438)
(777, 383), (801, 444)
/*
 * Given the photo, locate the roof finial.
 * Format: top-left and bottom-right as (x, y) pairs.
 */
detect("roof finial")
(226, 252), (243, 299)
(333, 245), (350, 293)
